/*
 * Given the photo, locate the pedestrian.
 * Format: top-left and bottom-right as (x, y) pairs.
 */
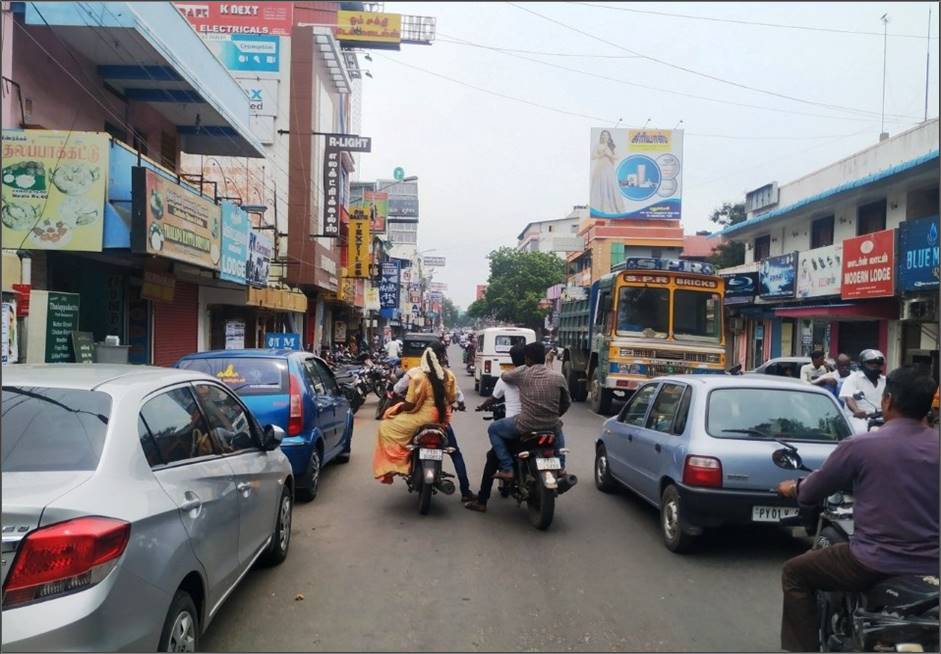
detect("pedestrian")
(812, 353), (853, 405)
(800, 350), (829, 383)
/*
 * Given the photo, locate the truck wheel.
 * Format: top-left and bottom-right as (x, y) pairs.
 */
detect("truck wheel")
(590, 377), (613, 415)
(564, 361), (587, 401)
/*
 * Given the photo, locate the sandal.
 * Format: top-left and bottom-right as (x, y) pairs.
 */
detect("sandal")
(463, 500), (487, 513)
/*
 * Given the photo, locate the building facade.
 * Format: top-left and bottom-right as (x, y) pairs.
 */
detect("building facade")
(516, 206), (587, 257)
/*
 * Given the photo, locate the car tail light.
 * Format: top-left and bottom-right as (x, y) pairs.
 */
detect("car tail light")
(288, 373), (304, 436)
(683, 455), (723, 488)
(2, 517), (130, 609)
(484, 360), (491, 374)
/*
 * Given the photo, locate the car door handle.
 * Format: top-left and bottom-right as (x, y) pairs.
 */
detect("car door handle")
(179, 492), (202, 512)
(654, 443), (662, 453)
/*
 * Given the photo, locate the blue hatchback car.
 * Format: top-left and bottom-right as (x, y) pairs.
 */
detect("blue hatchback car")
(177, 349), (354, 502)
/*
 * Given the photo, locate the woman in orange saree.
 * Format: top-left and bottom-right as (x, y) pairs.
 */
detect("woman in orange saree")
(373, 346), (457, 482)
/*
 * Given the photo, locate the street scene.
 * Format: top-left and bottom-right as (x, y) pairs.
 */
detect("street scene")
(1, 1), (940, 653)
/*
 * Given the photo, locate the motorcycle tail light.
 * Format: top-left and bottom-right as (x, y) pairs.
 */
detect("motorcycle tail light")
(541, 448), (557, 458)
(683, 455), (722, 488)
(417, 432), (442, 448)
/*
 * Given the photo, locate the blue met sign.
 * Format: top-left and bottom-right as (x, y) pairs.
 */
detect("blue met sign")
(897, 216), (939, 292)
(265, 332), (301, 350)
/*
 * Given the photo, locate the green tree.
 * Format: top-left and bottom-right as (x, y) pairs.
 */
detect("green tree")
(441, 297), (461, 327)
(707, 202), (747, 269)
(473, 247), (565, 330)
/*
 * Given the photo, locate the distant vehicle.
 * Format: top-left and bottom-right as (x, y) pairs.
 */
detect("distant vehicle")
(177, 349), (353, 502)
(2, 364), (293, 651)
(473, 327), (537, 396)
(557, 257), (726, 416)
(748, 356), (812, 379)
(400, 332), (441, 372)
(594, 374), (851, 552)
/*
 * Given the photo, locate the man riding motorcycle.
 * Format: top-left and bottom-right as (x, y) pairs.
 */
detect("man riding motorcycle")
(775, 365), (939, 652)
(840, 348), (887, 433)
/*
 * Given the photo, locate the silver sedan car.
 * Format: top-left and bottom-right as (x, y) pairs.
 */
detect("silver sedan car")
(2, 365), (294, 651)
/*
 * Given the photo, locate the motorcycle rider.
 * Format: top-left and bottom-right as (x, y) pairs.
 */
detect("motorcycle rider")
(775, 365), (939, 652)
(811, 352), (853, 404)
(840, 349), (886, 433)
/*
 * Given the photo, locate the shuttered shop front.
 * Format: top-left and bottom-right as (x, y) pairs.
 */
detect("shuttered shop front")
(153, 281), (198, 367)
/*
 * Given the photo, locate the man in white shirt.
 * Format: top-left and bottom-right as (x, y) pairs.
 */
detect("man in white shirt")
(384, 336), (402, 359)
(839, 349), (887, 434)
(800, 351), (830, 384)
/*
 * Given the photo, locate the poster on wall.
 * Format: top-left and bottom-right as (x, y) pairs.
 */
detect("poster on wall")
(797, 244), (842, 298)
(132, 168), (222, 270)
(246, 228), (273, 287)
(722, 272), (758, 305)
(758, 252), (797, 298)
(1, 129), (109, 252)
(897, 216), (939, 291)
(589, 128), (683, 220)
(334, 320), (347, 343)
(225, 319), (245, 350)
(364, 191), (388, 233)
(841, 229), (895, 299)
(220, 201), (249, 284)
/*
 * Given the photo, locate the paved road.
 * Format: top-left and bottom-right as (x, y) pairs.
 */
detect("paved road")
(203, 347), (804, 652)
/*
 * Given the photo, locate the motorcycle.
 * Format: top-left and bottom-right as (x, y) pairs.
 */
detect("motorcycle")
(852, 392), (885, 431)
(772, 447), (940, 652)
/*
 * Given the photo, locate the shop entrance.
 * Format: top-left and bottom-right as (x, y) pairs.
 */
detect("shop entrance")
(836, 320), (879, 362)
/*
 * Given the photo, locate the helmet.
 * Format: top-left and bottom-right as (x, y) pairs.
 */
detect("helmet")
(858, 349), (885, 365)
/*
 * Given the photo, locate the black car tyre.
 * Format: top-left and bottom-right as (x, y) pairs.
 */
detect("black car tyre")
(594, 444), (618, 493)
(660, 484), (696, 553)
(259, 487), (292, 566)
(159, 590), (199, 652)
(296, 448), (321, 502)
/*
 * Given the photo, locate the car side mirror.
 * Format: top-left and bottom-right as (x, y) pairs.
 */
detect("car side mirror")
(772, 448), (803, 471)
(263, 424), (285, 451)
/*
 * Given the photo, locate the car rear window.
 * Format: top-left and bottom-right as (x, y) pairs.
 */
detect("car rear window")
(403, 340), (435, 356)
(494, 335), (527, 353)
(707, 387), (851, 442)
(178, 358), (288, 396)
(1, 387), (111, 472)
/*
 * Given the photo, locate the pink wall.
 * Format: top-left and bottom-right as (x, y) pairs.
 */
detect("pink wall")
(2, 3), (16, 128)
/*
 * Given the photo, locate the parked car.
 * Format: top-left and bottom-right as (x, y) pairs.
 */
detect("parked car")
(1, 364), (293, 652)
(748, 356), (811, 378)
(594, 375), (852, 553)
(176, 349), (353, 502)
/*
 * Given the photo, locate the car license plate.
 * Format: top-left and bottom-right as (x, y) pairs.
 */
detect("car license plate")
(419, 448), (443, 461)
(535, 457), (561, 470)
(752, 505), (799, 522)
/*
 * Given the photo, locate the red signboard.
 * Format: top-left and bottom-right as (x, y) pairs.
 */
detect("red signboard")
(841, 229), (895, 299)
(176, 2), (294, 36)
(11, 283), (31, 316)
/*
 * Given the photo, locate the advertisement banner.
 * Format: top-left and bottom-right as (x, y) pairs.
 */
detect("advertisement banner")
(430, 282), (448, 291)
(335, 10), (402, 47)
(759, 252), (797, 299)
(379, 261), (400, 309)
(347, 209), (371, 278)
(246, 227), (273, 287)
(388, 194), (419, 219)
(423, 256), (446, 267)
(201, 33), (280, 72)
(897, 216), (939, 292)
(176, 2), (294, 36)
(45, 292), (80, 363)
(365, 283), (380, 311)
(220, 201), (249, 284)
(364, 191), (387, 233)
(132, 168), (221, 270)
(322, 144), (340, 236)
(589, 128), (683, 220)
(842, 229), (895, 299)
(722, 272), (758, 305)
(225, 319), (245, 349)
(238, 78), (279, 116)
(797, 244), (842, 298)
(2, 129), (108, 252)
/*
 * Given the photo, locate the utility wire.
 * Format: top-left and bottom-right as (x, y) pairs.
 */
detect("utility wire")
(435, 37), (641, 58)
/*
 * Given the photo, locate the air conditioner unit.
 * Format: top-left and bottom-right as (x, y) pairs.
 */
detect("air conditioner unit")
(902, 296), (937, 321)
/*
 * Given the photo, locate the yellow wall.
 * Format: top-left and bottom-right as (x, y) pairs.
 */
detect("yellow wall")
(2, 251), (22, 292)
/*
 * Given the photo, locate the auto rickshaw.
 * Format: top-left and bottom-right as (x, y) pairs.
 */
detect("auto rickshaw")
(400, 332), (441, 371)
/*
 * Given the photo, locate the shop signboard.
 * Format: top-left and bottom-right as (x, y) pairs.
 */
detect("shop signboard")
(379, 261), (400, 309)
(175, 2), (294, 36)
(423, 256), (446, 267)
(897, 216), (939, 292)
(797, 244), (842, 298)
(225, 319), (245, 349)
(841, 229), (895, 299)
(722, 272), (758, 305)
(365, 283), (380, 311)
(347, 208), (371, 278)
(141, 270), (176, 303)
(335, 10), (402, 48)
(758, 252), (797, 299)
(430, 282), (448, 291)
(247, 227), (273, 287)
(322, 145), (340, 236)
(1, 129), (109, 252)
(71, 331), (95, 363)
(24, 291), (80, 363)
(12, 283), (30, 316)
(201, 33), (280, 72)
(589, 128), (683, 220)
(132, 168), (221, 270)
(220, 201), (249, 285)
(264, 332), (300, 350)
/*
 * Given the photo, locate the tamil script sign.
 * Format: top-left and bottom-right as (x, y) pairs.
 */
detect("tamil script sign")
(797, 244), (842, 298)
(220, 201), (249, 285)
(897, 216), (939, 292)
(335, 10), (402, 47)
(347, 208), (371, 278)
(379, 261), (400, 309)
(842, 229), (895, 299)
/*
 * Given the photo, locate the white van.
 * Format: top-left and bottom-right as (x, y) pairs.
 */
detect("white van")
(474, 327), (536, 396)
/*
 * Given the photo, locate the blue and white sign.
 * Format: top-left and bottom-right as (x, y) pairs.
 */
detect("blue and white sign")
(207, 34), (280, 72)
(220, 201), (249, 285)
(265, 332), (301, 350)
(758, 252), (797, 299)
(897, 216), (939, 292)
(379, 261), (400, 309)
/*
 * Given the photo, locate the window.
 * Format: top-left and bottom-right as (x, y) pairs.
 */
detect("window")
(906, 185), (939, 220)
(673, 291), (721, 341)
(595, 290), (612, 329)
(309, 358), (340, 396)
(139, 415), (163, 467)
(672, 387), (693, 435)
(810, 215), (834, 248)
(619, 384), (658, 426)
(753, 235), (771, 262)
(178, 357), (288, 396)
(132, 130), (149, 157)
(302, 359), (326, 394)
(192, 384), (257, 453)
(160, 131), (177, 171)
(617, 287), (668, 337)
(857, 199), (886, 236)
(548, 225), (554, 232)
(139, 387), (214, 465)
(706, 388), (851, 442)
(494, 335), (527, 353)
(646, 383), (687, 433)
(1, 387), (112, 472)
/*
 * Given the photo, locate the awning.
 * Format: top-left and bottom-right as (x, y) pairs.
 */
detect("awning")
(774, 299), (898, 320)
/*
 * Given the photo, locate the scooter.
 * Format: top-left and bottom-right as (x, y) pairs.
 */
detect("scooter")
(773, 447), (939, 652)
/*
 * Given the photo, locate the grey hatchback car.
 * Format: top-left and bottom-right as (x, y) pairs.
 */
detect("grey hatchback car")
(2, 365), (294, 651)
(594, 375), (852, 553)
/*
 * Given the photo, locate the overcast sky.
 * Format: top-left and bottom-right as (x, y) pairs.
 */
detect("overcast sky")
(356, 1), (940, 308)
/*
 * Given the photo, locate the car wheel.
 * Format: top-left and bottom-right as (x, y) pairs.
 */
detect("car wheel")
(296, 448), (321, 502)
(660, 484), (696, 553)
(594, 444), (618, 493)
(259, 486), (293, 567)
(158, 590), (198, 652)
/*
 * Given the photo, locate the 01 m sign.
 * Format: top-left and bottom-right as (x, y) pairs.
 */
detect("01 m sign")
(841, 229), (895, 299)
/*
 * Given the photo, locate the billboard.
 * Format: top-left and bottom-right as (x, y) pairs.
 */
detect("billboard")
(589, 128), (683, 220)
(379, 261), (400, 309)
(377, 179), (418, 219)
(758, 252), (797, 299)
(722, 272), (758, 305)
(364, 191), (387, 234)
(200, 33), (280, 72)
(897, 216), (939, 292)
(796, 244), (842, 298)
(2, 129), (108, 252)
(423, 256), (446, 267)
(176, 2), (294, 36)
(220, 201), (249, 285)
(246, 227), (272, 287)
(842, 229), (895, 299)
(335, 10), (402, 48)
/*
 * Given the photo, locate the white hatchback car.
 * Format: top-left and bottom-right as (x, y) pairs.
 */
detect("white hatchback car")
(2, 365), (294, 652)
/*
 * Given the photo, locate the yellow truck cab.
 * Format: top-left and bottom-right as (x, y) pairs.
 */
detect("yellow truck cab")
(474, 327), (537, 396)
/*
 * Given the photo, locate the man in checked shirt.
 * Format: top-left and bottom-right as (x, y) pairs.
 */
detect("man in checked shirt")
(489, 342), (570, 481)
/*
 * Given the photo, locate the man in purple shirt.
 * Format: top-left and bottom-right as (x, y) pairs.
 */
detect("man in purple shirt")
(775, 366), (939, 652)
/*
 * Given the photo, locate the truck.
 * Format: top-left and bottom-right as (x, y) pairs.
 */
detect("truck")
(557, 257), (727, 414)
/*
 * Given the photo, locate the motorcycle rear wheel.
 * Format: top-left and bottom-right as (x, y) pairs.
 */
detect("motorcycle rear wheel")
(418, 481), (433, 515)
(526, 479), (555, 530)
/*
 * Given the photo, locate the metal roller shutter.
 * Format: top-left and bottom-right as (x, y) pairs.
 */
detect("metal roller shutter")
(153, 281), (198, 367)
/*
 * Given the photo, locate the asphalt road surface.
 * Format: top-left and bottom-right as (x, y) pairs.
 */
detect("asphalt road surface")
(203, 346), (805, 652)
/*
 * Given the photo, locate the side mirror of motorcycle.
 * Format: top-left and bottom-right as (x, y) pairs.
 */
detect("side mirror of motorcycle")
(771, 447), (803, 471)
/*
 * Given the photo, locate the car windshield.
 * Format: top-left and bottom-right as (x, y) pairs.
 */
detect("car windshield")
(178, 358), (288, 396)
(707, 388), (851, 442)
(403, 339), (435, 356)
(494, 335), (527, 353)
(673, 291), (721, 341)
(1, 387), (112, 472)
(617, 287), (668, 337)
